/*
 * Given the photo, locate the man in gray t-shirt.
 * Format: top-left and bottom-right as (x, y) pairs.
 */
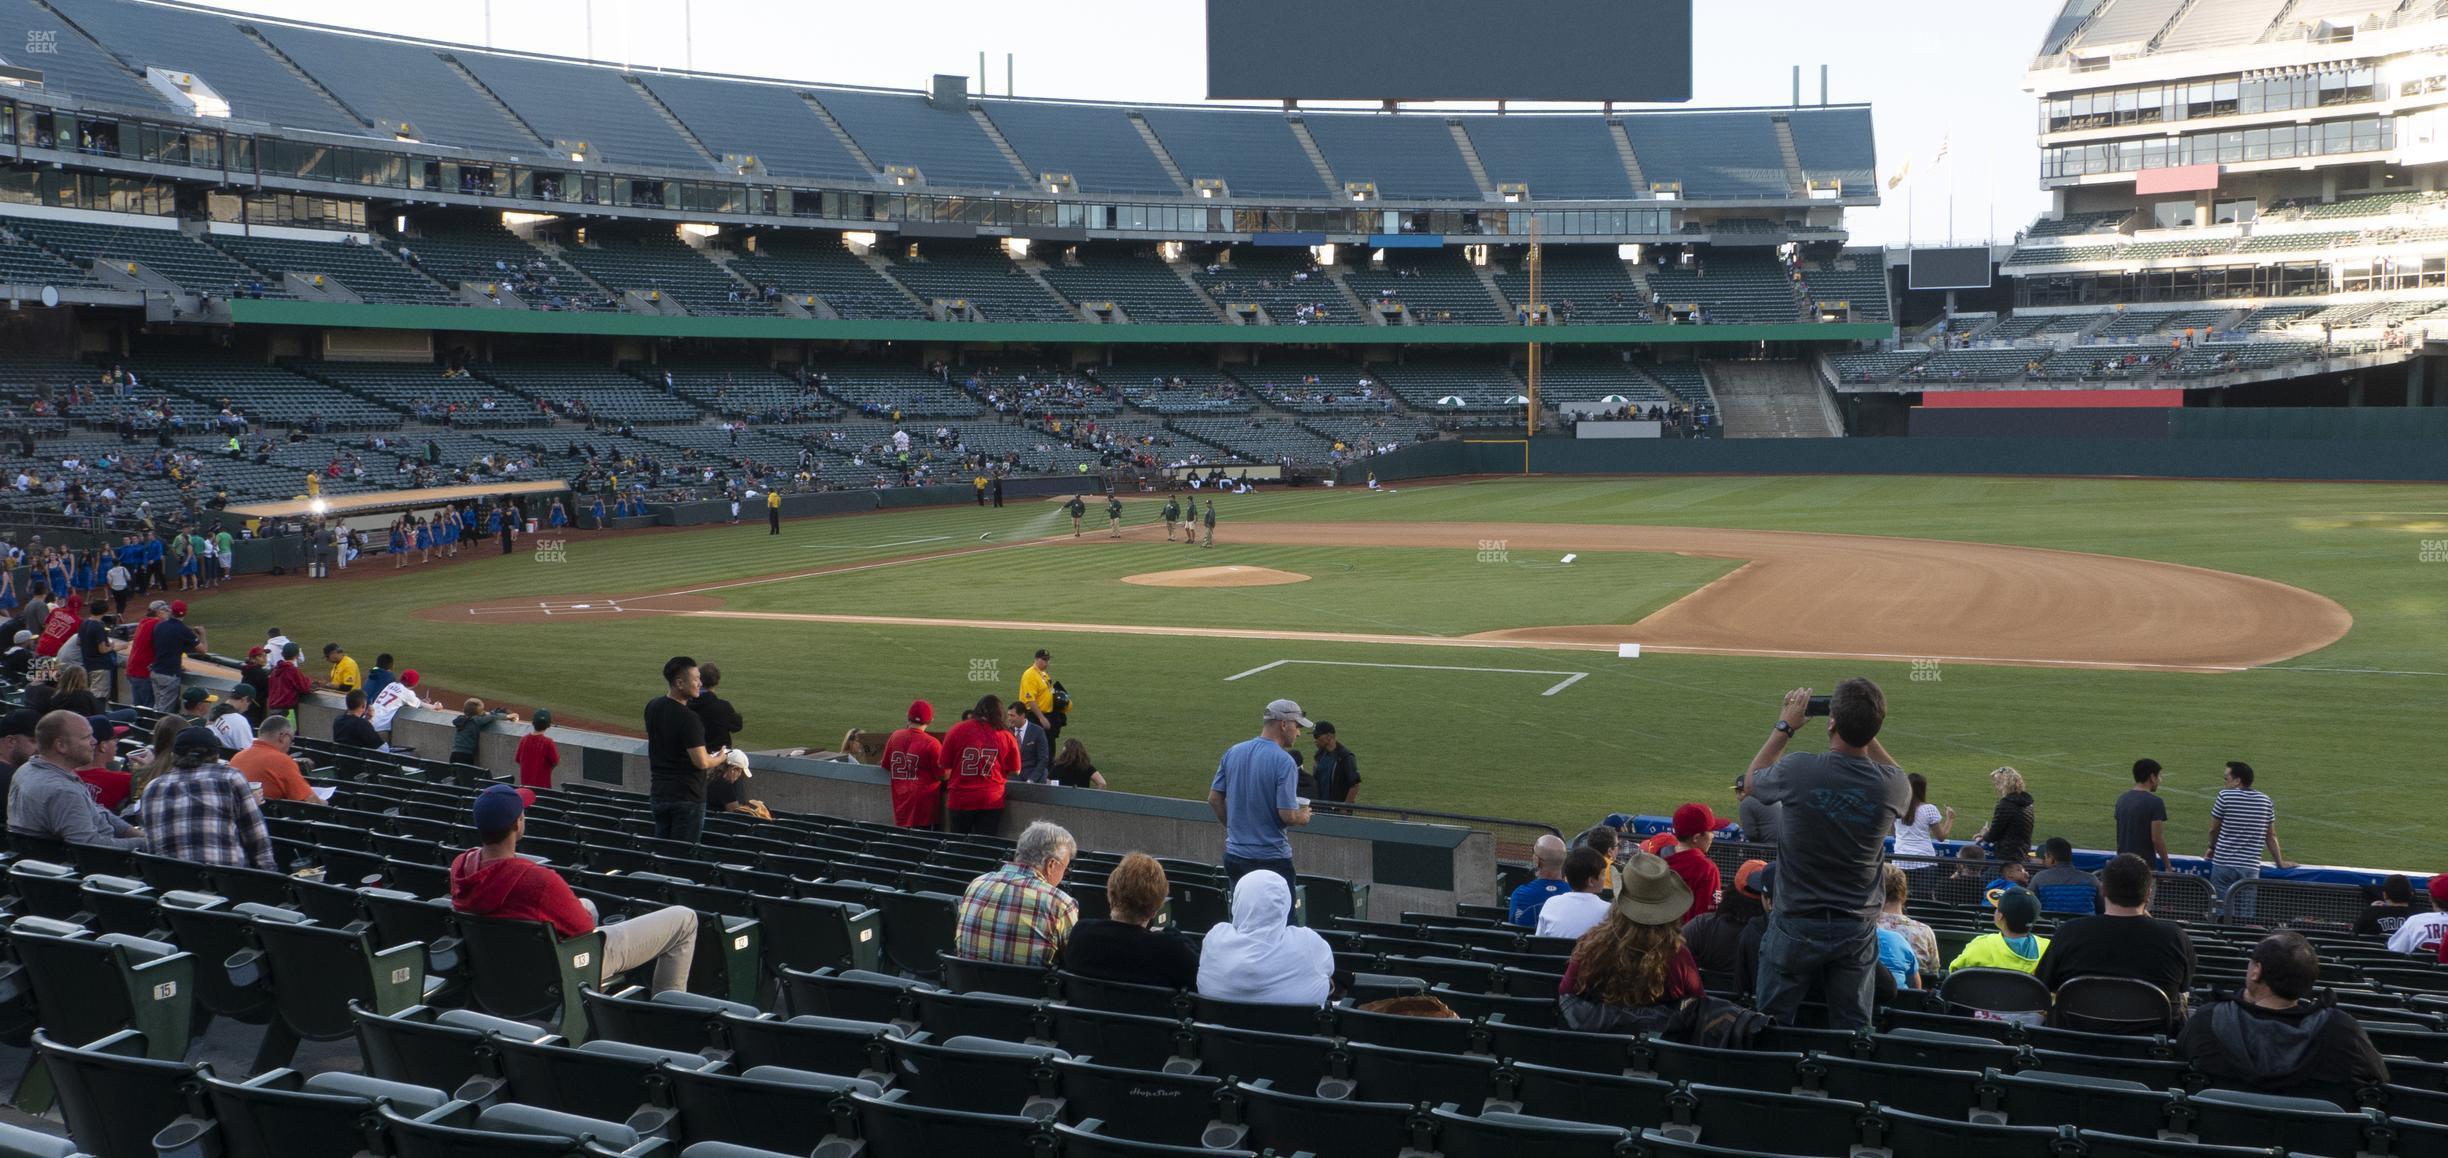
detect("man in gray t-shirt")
(1743, 681), (1910, 1030)
(1735, 777), (1781, 846)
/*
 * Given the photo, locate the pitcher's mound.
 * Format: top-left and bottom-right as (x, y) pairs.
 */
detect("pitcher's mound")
(1122, 565), (1311, 589)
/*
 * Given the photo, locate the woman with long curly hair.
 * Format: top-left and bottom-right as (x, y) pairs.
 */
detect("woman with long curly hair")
(1558, 852), (1705, 1031)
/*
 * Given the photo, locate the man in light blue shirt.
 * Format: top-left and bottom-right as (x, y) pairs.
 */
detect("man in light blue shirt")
(1209, 699), (1315, 888)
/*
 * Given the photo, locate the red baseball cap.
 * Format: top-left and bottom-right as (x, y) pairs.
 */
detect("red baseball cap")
(168, 600), (187, 616)
(908, 700), (934, 725)
(1672, 803), (1718, 839)
(400, 670), (420, 687)
(1640, 832), (1676, 856)
(2430, 875), (2448, 908)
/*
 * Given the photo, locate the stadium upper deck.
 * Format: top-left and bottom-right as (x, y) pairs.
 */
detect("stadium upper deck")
(1836, 0), (2448, 391)
(0, 0), (1874, 219)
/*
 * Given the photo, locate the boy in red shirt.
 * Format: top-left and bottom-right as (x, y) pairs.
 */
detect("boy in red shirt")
(882, 700), (944, 828)
(1659, 803), (1723, 925)
(265, 642), (311, 718)
(449, 784), (698, 991)
(515, 709), (560, 790)
(123, 604), (162, 704)
(33, 599), (79, 659)
(939, 694), (1019, 837)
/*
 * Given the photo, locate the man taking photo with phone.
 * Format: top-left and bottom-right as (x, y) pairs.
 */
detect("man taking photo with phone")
(1740, 681), (1910, 1030)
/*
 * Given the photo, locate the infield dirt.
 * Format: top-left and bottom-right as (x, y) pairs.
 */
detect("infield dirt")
(441, 519), (2349, 673)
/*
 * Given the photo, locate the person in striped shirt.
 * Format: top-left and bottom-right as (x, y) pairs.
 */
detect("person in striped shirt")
(2206, 761), (2294, 920)
(953, 820), (1079, 966)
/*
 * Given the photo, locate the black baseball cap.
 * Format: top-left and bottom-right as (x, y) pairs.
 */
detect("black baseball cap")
(1313, 721), (1336, 737)
(171, 727), (222, 756)
(1034, 649), (1051, 660)
(0, 709), (36, 740)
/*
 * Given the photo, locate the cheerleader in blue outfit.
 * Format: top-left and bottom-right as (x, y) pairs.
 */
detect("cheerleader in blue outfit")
(483, 508), (501, 537)
(0, 565), (17, 614)
(590, 497), (606, 529)
(73, 550), (97, 602)
(176, 535), (200, 591)
(414, 517), (433, 563)
(548, 499), (568, 529)
(45, 554), (70, 605)
(389, 518), (408, 570)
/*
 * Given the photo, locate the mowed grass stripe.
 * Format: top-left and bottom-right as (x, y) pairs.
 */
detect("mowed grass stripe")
(184, 476), (2448, 867)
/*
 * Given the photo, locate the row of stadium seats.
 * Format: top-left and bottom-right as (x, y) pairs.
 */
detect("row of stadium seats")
(8, 729), (2445, 1158)
(0, 208), (1894, 332)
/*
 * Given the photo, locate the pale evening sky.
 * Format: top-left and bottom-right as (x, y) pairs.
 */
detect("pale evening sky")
(193, 0), (2063, 248)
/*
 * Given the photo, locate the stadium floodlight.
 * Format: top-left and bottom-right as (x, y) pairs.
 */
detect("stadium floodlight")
(309, 498), (329, 516)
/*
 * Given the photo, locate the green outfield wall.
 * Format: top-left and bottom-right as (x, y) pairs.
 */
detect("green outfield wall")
(1346, 430), (2448, 483)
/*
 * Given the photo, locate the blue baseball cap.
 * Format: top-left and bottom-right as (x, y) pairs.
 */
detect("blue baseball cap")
(471, 784), (535, 836)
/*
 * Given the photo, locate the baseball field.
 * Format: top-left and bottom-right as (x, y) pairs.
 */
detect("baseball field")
(184, 474), (2448, 869)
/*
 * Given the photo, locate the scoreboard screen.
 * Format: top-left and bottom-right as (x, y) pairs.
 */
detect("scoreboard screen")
(1205, 0), (1693, 102)
(1908, 247), (1995, 292)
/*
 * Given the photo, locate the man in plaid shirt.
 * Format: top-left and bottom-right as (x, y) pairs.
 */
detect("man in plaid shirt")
(138, 727), (277, 871)
(953, 820), (1079, 966)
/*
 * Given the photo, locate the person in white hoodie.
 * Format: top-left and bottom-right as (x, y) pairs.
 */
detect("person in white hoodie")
(1196, 870), (1332, 1006)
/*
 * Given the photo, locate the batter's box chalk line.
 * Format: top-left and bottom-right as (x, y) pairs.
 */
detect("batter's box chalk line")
(468, 599), (630, 617)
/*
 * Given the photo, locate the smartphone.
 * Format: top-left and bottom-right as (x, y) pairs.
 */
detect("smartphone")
(1805, 695), (1831, 717)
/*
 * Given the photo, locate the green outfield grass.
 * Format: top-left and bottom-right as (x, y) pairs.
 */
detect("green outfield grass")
(185, 476), (2448, 869)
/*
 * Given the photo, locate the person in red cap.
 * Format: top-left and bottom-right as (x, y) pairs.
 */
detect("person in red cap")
(1658, 803), (1722, 924)
(74, 714), (134, 811)
(370, 668), (424, 741)
(2386, 875), (2448, 958)
(237, 646), (270, 727)
(884, 700), (945, 829)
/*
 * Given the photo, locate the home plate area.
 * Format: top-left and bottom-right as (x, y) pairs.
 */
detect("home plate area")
(469, 599), (633, 617)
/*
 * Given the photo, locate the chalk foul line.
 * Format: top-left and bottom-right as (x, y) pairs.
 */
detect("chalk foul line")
(1226, 657), (1592, 696)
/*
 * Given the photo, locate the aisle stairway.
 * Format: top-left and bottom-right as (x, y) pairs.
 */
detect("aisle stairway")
(1704, 360), (1842, 437)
